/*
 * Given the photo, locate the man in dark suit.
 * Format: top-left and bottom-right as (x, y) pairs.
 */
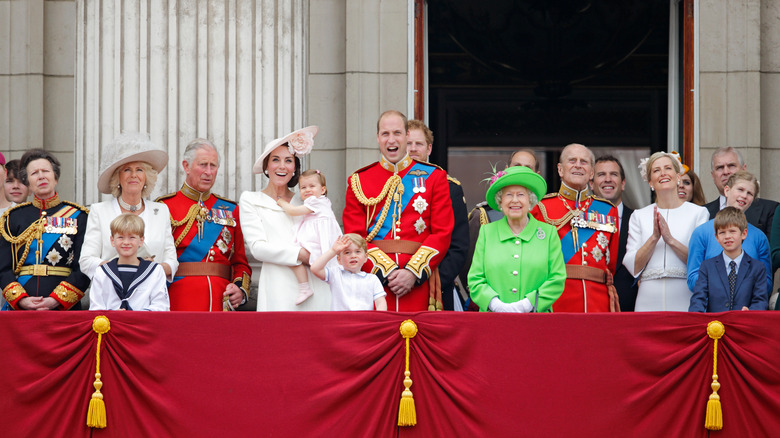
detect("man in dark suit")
(407, 120), (469, 310)
(689, 207), (769, 312)
(590, 155), (638, 311)
(704, 147), (778, 240)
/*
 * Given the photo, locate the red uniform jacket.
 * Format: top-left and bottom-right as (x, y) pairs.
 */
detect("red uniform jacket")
(158, 184), (251, 311)
(343, 155), (453, 311)
(531, 183), (619, 312)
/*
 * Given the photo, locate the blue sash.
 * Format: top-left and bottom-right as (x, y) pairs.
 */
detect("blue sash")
(370, 162), (435, 241)
(172, 198), (234, 283)
(18, 209), (82, 287)
(559, 200), (613, 263)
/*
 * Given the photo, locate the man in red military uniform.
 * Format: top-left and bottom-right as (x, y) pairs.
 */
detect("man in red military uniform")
(343, 110), (453, 311)
(157, 138), (251, 311)
(531, 143), (620, 312)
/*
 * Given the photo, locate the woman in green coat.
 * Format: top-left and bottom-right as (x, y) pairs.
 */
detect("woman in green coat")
(468, 166), (566, 312)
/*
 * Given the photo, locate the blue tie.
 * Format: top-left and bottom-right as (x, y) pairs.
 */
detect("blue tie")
(728, 260), (737, 310)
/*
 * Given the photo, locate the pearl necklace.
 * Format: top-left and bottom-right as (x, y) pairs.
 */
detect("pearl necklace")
(118, 197), (143, 212)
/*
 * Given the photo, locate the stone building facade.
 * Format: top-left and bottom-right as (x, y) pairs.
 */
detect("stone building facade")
(2, 0), (780, 212)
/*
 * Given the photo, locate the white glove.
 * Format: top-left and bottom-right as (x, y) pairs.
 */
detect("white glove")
(488, 297), (512, 312)
(506, 298), (533, 313)
(488, 297), (532, 313)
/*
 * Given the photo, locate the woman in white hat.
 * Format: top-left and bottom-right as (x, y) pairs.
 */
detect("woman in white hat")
(79, 132), (178, 281)
(239, 126), (332, 311)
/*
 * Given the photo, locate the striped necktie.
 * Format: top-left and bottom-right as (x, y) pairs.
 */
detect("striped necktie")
(728, 260), (737, 309)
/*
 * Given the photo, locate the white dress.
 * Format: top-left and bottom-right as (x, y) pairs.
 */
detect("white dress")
(239, 190), (332, 311)
(296, 196), (342, 264)
(79, 199), (179, 281)
(623, 202), (709, 311)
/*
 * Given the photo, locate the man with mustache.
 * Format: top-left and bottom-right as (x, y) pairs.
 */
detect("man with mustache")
(342, 110), (453, 311)
(531, 143), (620, 312)
(704, 147), (778, 240)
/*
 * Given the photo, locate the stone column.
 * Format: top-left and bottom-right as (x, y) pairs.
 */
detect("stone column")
(76, 0), (306, 204)
(698, 0), (762, 200)
(0, 0), (77, 199)
(761, 0), (780, 202)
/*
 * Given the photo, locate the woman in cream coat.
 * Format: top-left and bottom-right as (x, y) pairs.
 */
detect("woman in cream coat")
(80, 133), (178, 281)
(240, 127), (331, 311)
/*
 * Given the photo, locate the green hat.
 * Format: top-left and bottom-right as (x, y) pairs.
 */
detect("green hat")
(486, 166), (547, 211)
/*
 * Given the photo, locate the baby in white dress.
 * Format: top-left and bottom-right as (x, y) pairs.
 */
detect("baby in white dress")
(277, 169), (342, 305)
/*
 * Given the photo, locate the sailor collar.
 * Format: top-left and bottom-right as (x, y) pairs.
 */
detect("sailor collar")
(180, 182), (211, 202)
(558, 182), (589, 204)
(32, 193), (61, 210)
(379, 154), (413, 174)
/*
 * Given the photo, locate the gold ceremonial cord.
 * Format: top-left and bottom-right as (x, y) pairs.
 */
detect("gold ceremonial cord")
(170, 204), (203, 247)
(0, 213), (47, 274)
(350, 174), (402, 242)
(536, 201), (577, 230)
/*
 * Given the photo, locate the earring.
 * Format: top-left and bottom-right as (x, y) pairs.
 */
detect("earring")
(144, 185), (147, 189)
(264, 170), (269, 176)
(650, 186), (655, 192)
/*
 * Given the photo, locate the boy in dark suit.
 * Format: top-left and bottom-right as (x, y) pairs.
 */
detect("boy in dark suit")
(689, 207), (768, 312)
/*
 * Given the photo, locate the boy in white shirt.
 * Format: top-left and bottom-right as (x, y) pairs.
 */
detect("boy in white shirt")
(89, 213), (169, 311)
(311, 233), (387, 311)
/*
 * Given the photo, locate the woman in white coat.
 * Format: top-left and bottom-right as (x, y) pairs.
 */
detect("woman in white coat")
(79, 132), (178, 281)
(623, 152), (709, 311)
(239, 127), (332, 311)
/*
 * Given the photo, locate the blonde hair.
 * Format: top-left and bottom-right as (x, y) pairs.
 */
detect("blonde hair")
(726, 170), (759, 198)
(645, 152), (682, 180)
(110, 213), (145, 237)
(343, 233), (367, 251)
(713, 206), (747, 233)
(109, 161), (158, 199)
(300, 169), (327, 195)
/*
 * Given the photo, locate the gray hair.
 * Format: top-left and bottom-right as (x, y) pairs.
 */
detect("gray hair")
(183, 138), (220, 166)
(495, 187), (539, 211)
(559, 143), (595, 167)
(109, 161), (158, 199)
(710, 147), (745, 170)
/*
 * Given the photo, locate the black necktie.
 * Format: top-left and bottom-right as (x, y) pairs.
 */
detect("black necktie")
(728, 260), (737, 309)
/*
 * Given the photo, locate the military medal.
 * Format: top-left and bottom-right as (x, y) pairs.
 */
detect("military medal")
(412, 196), (428, 214)
(536, 227), (546, 240)
(196, 203), (208, 240)
(210, 207), (236, 227)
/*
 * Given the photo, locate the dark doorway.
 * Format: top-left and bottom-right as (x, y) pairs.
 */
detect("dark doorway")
(427, 0), (674, 208)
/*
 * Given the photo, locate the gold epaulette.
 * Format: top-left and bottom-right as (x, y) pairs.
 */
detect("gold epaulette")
(542, 192), (558, 200)
(2, 201), (32, 217)
(213, 193), (237, 205)
(155, 192), (177, 202)
(352, 161), (378, 175)
(591, 195), (617, 208)
(446, 175), (461, 186)
(62, 200), (89, 213)
(411, 159), (447, 174)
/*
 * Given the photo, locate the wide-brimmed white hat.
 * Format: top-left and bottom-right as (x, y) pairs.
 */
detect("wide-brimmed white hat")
(98, 132), (169, 194)
(252, 126), (318, 174)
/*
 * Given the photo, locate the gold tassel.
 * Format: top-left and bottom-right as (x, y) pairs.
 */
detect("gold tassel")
(87, 315), (111, 429)
(398, 319), (418, 426)
(704, 320), (725, 431)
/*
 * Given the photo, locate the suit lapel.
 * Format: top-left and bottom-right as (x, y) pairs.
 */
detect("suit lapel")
(713, 257), (731, 303)
(735, 254), (752, 289)
(618, 206), (632, 262)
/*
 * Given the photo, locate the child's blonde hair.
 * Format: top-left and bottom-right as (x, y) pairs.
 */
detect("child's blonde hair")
(300, 169), (327, 195)
(110, 213), (145, 237)
(343, 233), (367, 251)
